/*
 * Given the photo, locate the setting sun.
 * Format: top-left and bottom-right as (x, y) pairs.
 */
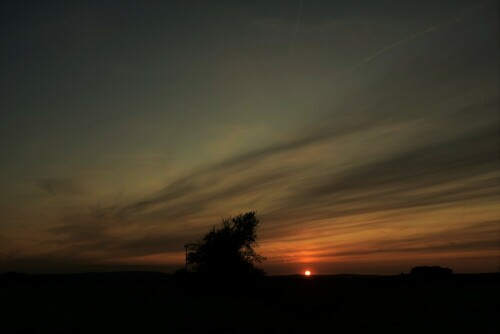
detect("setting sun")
(305, 270), (311, 276)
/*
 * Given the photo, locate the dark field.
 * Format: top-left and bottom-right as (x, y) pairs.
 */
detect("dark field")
(1, 272), (498, 333)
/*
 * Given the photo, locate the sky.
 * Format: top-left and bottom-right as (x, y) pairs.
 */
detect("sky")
(0, 0), (498, 275)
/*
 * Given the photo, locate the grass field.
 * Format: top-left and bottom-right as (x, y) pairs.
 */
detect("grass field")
(1, 272), (498, 333)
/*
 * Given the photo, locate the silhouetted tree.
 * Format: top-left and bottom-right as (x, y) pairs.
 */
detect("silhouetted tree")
(410, 266), (453, 276)
(186, 211), (266, 278)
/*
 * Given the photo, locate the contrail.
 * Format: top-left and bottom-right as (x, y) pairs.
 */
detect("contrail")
(290, 0), (304, 56)
(168, 101), (197, 114)
(350, 18), (460, 71)
(293, 0), (304, 41)
(350, 0), (496, 71)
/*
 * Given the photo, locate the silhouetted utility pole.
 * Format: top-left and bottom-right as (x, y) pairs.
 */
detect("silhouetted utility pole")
(184, 243), (196, 271)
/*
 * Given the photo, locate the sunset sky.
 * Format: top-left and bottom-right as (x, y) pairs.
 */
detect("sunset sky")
(1, 0), (498, 274)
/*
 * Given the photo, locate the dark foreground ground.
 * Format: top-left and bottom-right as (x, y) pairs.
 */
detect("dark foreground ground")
(1, 272), (498, 333)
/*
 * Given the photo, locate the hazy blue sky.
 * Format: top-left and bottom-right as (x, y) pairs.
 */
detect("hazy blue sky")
(1, 0), (498, 274)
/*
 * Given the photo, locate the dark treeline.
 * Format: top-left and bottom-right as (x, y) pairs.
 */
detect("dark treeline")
(1, 272), (498, 333)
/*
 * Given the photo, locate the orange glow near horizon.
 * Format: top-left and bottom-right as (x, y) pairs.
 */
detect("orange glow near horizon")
(305, 270), (311, 276)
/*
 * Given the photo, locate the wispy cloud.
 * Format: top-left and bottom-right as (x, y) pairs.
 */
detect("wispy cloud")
(1, 0), (498, 274)
(37, 178), (83, 197)
(36, 115), (498, 272)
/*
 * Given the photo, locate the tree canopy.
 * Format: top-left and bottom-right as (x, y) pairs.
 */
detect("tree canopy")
(186, 211), (266, 278)
(410, 266), (453, 276)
